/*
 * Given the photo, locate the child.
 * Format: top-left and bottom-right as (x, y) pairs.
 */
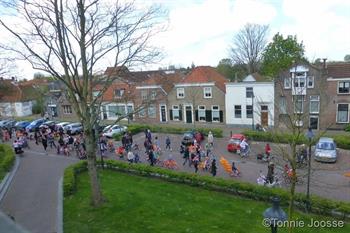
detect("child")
(231, 161), (240, 177)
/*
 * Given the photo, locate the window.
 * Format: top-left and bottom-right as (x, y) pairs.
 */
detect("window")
(108, 105), (125, 116)
(261, 105), (268, 111)
(173, 105), (180, 120)
(337, 104), (349, 123)
(294, 95), (303, 113)
(309, 96), (320, 114)
(114, 89), (125, 98)
(246, 105), (253, 118)
(203, 87), (212, 98)
(63, 105), (72, 114)
(279, 96), (287, 114)
(93, 91), (100, 97)
(294, 77), (305, 88)
(307, 76), (314, 88)
(234, 105), (241, 118)
(198, 105), (206, 121)
(338, 81), (350, 94)
(141, 90), (148, 101)
(246, 87), (254, 98)
(139, 108), (146, 118)
(212, 105), (220, 122)
(150, 90), (157, 100)
(177, 88), (185, 98)
(284, 77), (291, 89)
(148, 105), (156, 118)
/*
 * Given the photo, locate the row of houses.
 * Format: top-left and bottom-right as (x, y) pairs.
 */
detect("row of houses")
(1, 61), (350, 130)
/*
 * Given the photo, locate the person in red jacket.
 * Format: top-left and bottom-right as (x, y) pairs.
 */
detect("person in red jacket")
(265, 143), (271, 157)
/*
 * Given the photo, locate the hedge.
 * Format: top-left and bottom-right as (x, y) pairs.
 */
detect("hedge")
(0, 144), (15, 173)
(242, 130), (350, 150)
(63, 160), (350, 219)
(121, 123), (223, 139)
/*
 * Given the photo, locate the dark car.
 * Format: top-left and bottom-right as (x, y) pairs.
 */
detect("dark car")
(26, 118), (47, 132)
(14, 121), (31, 130)
(39, 121), (57, 131)
(181, 131), (204, 146)
(1, 119), (17, 130)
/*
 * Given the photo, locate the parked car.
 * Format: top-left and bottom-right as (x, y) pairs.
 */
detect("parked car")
(0, 119), (10, 127)
(227, 134), (247, 153)
(1, 119), (17, 130)
(56, 122), (71, 131)
(39, 121), (57, 131)
(26, 118), (47, 132)
(314, 137), (338, 163)
(14, 121), (31, 130)
(181, 131), (204, 146)
(103, 124), (127, 138)
(65, 123), (83, 135)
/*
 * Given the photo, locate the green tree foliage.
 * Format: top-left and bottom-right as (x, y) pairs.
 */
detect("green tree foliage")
(216, 58), (247, 81)
(344, 54), (350, 62)
(261, 33), (306, 78)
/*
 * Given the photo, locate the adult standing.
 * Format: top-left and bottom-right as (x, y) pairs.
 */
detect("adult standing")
(148, 150), (155, 166)
(211, 159), (217, 177)
(42, 135), (48, 152)
(208, 131), (214, 147)
(266, 162), (275, 184)
(182, 146), (190, 166)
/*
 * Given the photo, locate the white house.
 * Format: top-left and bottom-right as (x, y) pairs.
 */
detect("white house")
(225, 73), (274, 127)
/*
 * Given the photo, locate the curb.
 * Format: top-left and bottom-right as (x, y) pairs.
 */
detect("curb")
(0, 156), (20, 203)
(57, 177), (63, 233)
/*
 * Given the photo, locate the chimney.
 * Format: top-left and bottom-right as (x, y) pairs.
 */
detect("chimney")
(322, 58), (327, 69)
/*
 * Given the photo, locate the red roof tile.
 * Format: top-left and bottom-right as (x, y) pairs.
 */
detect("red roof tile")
(327, 62), (350, 78)
(0, 80), (39, 102)
(179, 66), (229, 92)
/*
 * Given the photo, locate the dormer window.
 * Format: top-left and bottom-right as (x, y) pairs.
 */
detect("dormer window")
(177, 88), (185, 99)
(203, 87), (212, 98)
(114, 89), (125, 98)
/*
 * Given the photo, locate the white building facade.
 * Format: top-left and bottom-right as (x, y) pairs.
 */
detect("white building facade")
(225, 75), (274, 127)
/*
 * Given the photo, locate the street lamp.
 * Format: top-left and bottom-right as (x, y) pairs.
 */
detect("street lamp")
(263, 197), (287, 233)
(306, 127), (314, 211)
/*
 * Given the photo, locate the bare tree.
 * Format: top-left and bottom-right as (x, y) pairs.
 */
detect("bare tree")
(0, 0), (165, 206)
(230, 23), (268, 74)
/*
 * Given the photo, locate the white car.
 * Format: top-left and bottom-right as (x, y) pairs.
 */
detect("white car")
(65, 123), (83, 135)
(56, 122), (71, 130)
(103, 125), (127, 138)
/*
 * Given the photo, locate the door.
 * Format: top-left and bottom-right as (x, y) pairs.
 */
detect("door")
(160, 105), (167, 122)
(309, 116), (319, 130)
(260, 105), (269, 127)
(50, 106), (57, 117)
(185, 106), (192, 123)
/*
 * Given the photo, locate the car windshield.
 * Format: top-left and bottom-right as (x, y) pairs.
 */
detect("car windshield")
(184, 133), (193, 138)
(229, 138), (241, 144)
(317, 142), (335, 150)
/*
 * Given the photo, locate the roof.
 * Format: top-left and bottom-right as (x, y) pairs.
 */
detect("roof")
(242, 73), (271, 82)
(137, 71), (186, 93)
(178, 66), (229, 92)
(0, 80), (39, 103)
(327, 62), (350, 78)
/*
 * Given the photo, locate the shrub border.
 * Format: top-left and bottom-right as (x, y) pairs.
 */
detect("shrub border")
(63, 160), (350, 220)
(0, 144), (16, 176)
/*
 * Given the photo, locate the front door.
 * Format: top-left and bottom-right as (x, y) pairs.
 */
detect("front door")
(260, 105), (269, 127)
(185, 106), (192, 123)
(309, 116), (319, 130)
(160, 105), (167, 122)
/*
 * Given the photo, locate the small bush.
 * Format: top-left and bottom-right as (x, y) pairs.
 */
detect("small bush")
(0, 144), (15, 172)
(63, 161), (87, 197)
(332, 134), (350, 150)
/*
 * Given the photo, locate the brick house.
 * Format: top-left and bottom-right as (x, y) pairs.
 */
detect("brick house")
(324, 62), (350, 129)
(167, 66), (228, 124)
(274, 62), (329, 130)
(133, 71), (185, 123)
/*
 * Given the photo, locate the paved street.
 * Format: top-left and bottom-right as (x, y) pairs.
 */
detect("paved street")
(0, 131), (349, 233)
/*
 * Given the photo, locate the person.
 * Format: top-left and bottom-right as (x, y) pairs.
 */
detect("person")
(148, 150), (155, 166)
(193, 154), (200, 173)
(165, 136), (171, 150)
(42, 135), (48, 152)
(48, 133), (56, 149)
(207, 131), (214, 146)
(154, 136), (160, 148)
(13, 140), (22, 154)
(34, 129), (39, 145)
(210, 159), (217, 177)
(239, 139), (249, 156)
(265, 143), (271, 157)
(134, 151), (140, 163)
(182, 146), (190, 166)
(195, 132), (203, 144)
(266, 162), (275, 184)
(116, 145), (125, 159)
(231, 161), (240, 177)
(127, 150), (135, 163)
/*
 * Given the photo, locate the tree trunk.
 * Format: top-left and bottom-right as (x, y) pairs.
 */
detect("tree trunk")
(85, 127), (104, 206)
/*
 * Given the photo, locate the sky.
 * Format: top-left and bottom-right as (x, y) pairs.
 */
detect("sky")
(2, 0), (350, 79)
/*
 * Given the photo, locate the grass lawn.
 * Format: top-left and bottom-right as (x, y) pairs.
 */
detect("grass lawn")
(64, 171), (349, 233)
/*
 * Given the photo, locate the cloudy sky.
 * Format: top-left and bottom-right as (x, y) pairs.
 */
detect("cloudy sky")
(3, 0), (350, 78)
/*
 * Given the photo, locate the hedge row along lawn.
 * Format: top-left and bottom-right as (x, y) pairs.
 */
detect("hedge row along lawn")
(242, 130), (350, 150)
(113, 123), (223, 141)
(0, 144), (15, 181)
(64, 170), (349, 233)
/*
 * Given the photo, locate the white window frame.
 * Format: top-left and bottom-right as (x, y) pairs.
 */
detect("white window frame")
(212, 105), (220, 122)
(234, 105), (242, 118)
(294, 95), (304, 114)
(337, 81), (350, 94)
(198, 105), (206, 122)
(141, 90), (148, 101)
(172, 105), (180, 121)
(309, 95), (320, 114)
(177, 88), (185, 99)
(203, 87), (212, 98)
(246, 87), (254, 98)
(63, 105), (72, 114)
(93, 91), (100, 97)
(114, 89), (125, 98)
(246, 105), (253, 119)
(148, 104), (156, 118)
(307, 76), (314, 88)
(336, 103), (349, 123)
(138, 107), (146, 118)
(284, 77), (291, 89)
(309, 115), (319, 130)
(150, 90), (157, 100)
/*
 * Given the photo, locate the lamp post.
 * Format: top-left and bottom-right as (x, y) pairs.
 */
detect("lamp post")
(263, 197), (287, 233)
(306, 127), (314, 211)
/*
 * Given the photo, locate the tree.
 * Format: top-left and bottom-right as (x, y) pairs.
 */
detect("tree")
(261, 33), (306, 78)
(216, 58), (247, 81)
(344, 54), (350, 62)
(230, 24), (269, 74)
(0, 0), (164, 206)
